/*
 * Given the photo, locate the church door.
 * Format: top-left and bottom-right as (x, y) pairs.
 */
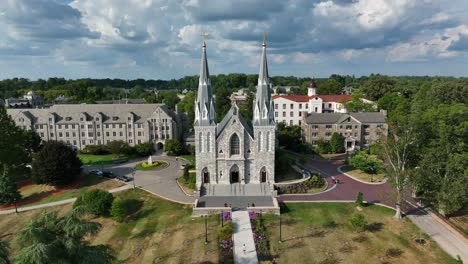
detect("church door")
(260, 170), (267, 183)
(231, 171), (239, 183)
(203, 171), (210, 184)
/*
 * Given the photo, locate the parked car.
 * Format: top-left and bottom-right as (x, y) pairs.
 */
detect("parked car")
(102, 171), (115, 178)
(89, 169), (103, 176)
(117, 175), (132, 182)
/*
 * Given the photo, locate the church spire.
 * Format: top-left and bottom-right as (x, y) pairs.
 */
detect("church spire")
(253, 33), (274, 126)
(195, 32), (216, 125)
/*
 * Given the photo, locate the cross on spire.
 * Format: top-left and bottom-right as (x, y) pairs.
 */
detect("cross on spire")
(202, 32), (208, 47)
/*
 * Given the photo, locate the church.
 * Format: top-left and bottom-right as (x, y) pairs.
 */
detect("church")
(194, 36), (276, 197)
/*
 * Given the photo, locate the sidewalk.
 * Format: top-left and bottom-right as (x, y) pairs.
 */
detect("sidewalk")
(232, 211), (258, 264)
(0, 185), (132, 215)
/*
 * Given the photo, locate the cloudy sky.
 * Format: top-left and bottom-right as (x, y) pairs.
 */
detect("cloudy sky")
(1, 0), (468, 80)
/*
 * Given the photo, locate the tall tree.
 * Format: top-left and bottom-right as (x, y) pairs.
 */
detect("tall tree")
(329, 132), (345, 153)
(31, 141), (82, 186)
(215, 87), (231, 123)
(361, 75), (395, 101)
(0, 165), (21, 205)
(15, 207), (114, 264)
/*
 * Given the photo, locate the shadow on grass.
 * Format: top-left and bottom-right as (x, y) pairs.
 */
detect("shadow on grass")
(21, 190), (55, 203)
(281, 229), (327, 242)
(366, 222), (384, 232)
(123, 199), (143, 215)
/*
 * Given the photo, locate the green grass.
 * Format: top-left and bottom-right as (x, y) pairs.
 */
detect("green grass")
(180, 155), (195, 165)
(178, 171), (196, 192)
(341, 165), (386, 183)
(21, 174), (123, 207)
(264, 203), (458, 264)
(78, 154), (138, 165)
(134, 161), (169, 171)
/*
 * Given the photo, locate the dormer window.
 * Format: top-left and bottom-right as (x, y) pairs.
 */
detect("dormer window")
(65, 117), (72, 121)
(112, 116), (118, 121)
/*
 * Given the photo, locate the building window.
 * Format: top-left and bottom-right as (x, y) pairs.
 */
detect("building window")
(313, 125), (319, 130)
(65, 132), (69, 137)
(275, 104), (278, 109)
(299, 112), (302, 117)
(88, 125), (92, 129)
(106, 132), (109, 137)
(290, 104), (294, 109)
(96, 118), (99, 121)
(81, 132), (85, 137)
(305, 104), (308, 109)
(80, 125), (84, 129)
(325, 132), (332, 136)
(113, 132), (116, 136)
(275, 112), (278, 117)
(128, 124), (131, 128)
(82, 140), (85, 145)
(266, 131), (271, 151)
(88, 132), (93, 137)
(290, 120), (293, 126)
(282, 112), (286, 117)
(73, 132), (76, 137)
(206, 132), (211, 153)
(97, 132), (100, 137)
(299, 104), (302, 109)
(120, 132), (123, 136)
(312, 133), (318, 137)
(97, 125), (100, 129)
(58, 125), (62, 129)
(59, 132), (63, 137)
(50, 133), (54, 137)
(230, 134), (240, 155)
(283, 104), (286, 109)
(290, 112), (293, 117)
(129, 132), (132, 137)
(326, 125), (332, 129)
(346, 125), (352, 130)
(138, 131), (142, 136)
(112, 117), (118, 121)
(329, 103), (332, 108)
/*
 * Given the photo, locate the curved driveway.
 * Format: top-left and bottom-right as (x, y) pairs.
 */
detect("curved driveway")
(84, 155), (195, 205)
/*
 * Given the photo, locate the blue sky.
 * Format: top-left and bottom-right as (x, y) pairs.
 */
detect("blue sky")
(0, 0), (468, 80)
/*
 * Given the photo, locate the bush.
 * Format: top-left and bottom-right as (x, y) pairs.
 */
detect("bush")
(348, 213), (368, 232)
(73, 189), (114, 216)
(134, 142), (154, 157)
(165, 139), (183, 156)
(355, 192), (364, 205)
(32, 141), (82, 186)
(106, 140), (134, 155)
(217, 222), (234, 240)
(316, 140), (331, 154)
(349, 151), (383, 174)
(80, 145), (109, 155)
(111, 199), (127, 222)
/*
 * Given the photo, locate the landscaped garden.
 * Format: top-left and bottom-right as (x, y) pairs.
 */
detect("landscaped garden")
(260, 203), (458, 264)
(134, 160), (169, 171)
(177, 155), (196, 192)
(78, 153), (137, 165)
(0, 189), (229, 263)
(341, 165), (386, 183)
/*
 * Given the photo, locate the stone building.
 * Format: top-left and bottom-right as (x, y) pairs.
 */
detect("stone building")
(302, 112), (387, 152)
(194, 38), (276, 197)
(7, 103), (180, 150)
(5, 90), (44, 109)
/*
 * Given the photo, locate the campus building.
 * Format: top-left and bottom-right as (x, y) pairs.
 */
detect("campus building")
(5, 90), (44, 109)
(194, 38), (276, 197)
(302, 111), (388, 152)
(7, 104), (180, 150)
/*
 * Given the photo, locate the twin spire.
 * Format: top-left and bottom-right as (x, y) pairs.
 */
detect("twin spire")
(195, 32), (274, 126)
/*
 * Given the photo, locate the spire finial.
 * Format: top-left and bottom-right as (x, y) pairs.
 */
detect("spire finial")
(262, 32), (266, 47)
(202, 32), (208, 47)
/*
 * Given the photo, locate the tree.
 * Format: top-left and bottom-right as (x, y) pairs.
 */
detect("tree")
(348, 213), (367, 232)
(316, 140), (331, 154)
(215, 87), (231, 123)
(165, 139), (183, 156)
(106, 140), (133, 155)
(317, 79), (342, 94)
(24, 129), (42, 153)
(349, 151), (383, 174)
(15, 207), (114, 264)
(238, 91), (254, 123)
(31, 141), (82, 186)
(361, 75), (395, 101)
(346, 91), (376, 112)
(74, 189), (114, 216)
(177, 91), (196, 127)
(0, 240), (9, 264)
(111, 199), (127, 222)
(355, 192), (364, 206)
(382, 129), (414, 219)
(329, 133), (345, 153)
(0, 166), (21, 206)
(134, 142), (154, 157)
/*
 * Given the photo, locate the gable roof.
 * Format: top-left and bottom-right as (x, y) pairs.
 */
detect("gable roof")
(216, 104), (253, 138)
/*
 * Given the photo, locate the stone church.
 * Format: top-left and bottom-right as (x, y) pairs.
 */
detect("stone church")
(194, 38), (276, 197)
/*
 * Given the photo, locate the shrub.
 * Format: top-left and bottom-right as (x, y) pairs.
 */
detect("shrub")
(348, 213), (368, 232)
(355, 192), (364, 206)
(165, 139), (183, 156)
(107, 140), (134, 155)
(134, 142), (154, 157)
(80, 145), (109, 155)
(32, 141), (82, 186)
(217, 222), (234, 240)
(349, 151), (383, 174)
(316, 140), (331, 154)
(111, 199), (127, 222)
(73, 189), (114, 216)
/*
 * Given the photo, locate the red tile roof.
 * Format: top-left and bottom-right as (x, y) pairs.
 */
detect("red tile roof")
(272, 94), (352, 103)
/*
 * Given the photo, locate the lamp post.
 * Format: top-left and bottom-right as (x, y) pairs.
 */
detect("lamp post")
(221, 212), (224, 227)
(279, 213), (282, 243)
(204, 215), (208, 244)
(14, 198), (18, 214)
(132, 168), (136, 189)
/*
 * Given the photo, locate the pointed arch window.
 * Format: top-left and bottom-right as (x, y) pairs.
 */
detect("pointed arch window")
(266, 131), (271, 151)
(198, 132), (203, 152)
(230, 134), (240, 155)
(206, 132), (211, 153)
(258, 132), (262, 152)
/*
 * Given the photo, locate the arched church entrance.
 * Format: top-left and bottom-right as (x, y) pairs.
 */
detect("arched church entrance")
(260, 167), (267, 183)
(156, 142), (164, 150)
(202, 168), (210, 184)
(230, 165), (240, 183)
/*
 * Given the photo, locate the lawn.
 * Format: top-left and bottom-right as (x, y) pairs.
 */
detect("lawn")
(19, 174), (124, 207)
(177, 171), (196, 194)
(78, 153), (138, 165)
(341, 165), (386, 183)
(262, 203), (458, 264)
(180, 155), (195, 165)
(134, 161), (169, 171)
(0, 189), (226, 264)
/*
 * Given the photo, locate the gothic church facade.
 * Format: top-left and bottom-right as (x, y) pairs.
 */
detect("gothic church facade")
(194, 38), (276, 196)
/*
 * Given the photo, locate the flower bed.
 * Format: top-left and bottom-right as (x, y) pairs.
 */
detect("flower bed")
(275, 173), (326, 194)
(134, 161), (169, 171)
(249, 211), (272, 261)
(217, 211), (234, 262)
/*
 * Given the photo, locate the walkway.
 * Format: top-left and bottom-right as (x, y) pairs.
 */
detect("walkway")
(279, 157), (468, 262)
(85, 155), (195, 204)
(0, 185), (132, 215)
(232, 211), (258, 264)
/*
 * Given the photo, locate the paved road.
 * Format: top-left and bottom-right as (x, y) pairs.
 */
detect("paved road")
(279, 157), (468, 262)
(232, 211), (258, 264)
(0, 185), (132, 215)
(85, 155), (195, 204)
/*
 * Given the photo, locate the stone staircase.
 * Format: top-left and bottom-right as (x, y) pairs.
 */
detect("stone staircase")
(203, 183), (271, 196)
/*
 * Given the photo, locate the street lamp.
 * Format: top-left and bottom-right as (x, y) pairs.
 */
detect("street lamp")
(14, 198), (18, 214)
(203, 215), (208, 244)
(132, 168), (136, 189)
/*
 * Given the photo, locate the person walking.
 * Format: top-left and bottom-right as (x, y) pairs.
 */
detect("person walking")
(243, 244), (246, 255)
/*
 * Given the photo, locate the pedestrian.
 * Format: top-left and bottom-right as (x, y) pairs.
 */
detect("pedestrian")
(243, 244), (246, 255)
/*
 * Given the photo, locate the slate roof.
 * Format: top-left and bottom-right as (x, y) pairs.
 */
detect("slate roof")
(7, 104), (175, 124)
(304, 112), (386, 124)
(216, 104), (254, 138)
